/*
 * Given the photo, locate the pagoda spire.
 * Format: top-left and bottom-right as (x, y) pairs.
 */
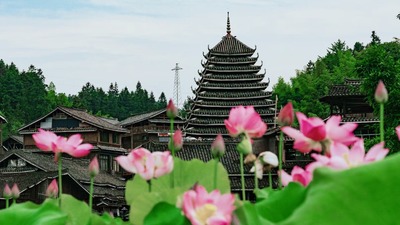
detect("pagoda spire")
(227, 12), (231, 35)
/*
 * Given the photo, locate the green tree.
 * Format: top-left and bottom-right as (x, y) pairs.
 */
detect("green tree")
(356, 41), (400, 152)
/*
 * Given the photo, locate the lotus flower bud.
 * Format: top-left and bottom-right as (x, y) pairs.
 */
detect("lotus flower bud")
(396, 126), (400, 141)
(277, 102), (294, 126)
(89, 156), (99, 177)
(46, 179), (59, 198)
(374, 80), (388, 103)
(3, 184), (11, 199)
(166, 99), (178, 119)
(11, 183), (20, 199)
(211, 134), (226, 159)
(169, 130), (183, 151)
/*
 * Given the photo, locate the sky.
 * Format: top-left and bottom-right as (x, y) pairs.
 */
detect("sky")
(1, 0), (399, 108)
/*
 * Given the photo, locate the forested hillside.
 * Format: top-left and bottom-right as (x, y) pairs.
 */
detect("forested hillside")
(0, 59), (166, 138)
(272, 32), (400, 151)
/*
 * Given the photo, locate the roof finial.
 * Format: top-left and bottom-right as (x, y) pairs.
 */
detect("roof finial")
(227, 12), (231, 35)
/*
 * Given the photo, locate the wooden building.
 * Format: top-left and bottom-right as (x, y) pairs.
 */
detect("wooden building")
(0, 106), (129, 216)
(119, 109), (184, 149)
(185, 14), (277, 155)
(320, 78), (379, 138)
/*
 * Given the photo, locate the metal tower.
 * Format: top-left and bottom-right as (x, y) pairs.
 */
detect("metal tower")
(172, 63), (183, 108)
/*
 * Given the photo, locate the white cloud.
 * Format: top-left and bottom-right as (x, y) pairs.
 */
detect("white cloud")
(0, 0), (399, 104)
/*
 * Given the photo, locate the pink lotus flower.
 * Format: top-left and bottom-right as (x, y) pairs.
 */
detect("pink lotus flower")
(325, 140), (388, 170)
(375, 80), (388, 103)
(152, 151), (174, 178)
(3, 184), (11, 198)
(281, 112), (359, 153)
(167, 99), (178, 119)
(32, 129), (58, 151)
(11, 183), (20, 199)
(280, 166), (312, 187)
(224, 106), (267, 139)
(33, 129), (93, 161)
(277, 102), (294, 126)
(396, 126), (400, 140)
(115, 148), (173, 180)
(46, 179), (59, 198)
(89, 156), (100, 177)
(211, 134), (226, 159)
(170, 130), (183, 151)
(181, 185), (235, 225)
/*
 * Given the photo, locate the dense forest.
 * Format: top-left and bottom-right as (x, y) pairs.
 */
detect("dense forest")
(272, 31), (400, 151)
(0, 60), (166, 138)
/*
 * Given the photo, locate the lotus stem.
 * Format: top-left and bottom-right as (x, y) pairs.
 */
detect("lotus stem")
(269, 170), (273, 189)
(278, 131), (283, 189)
(254, 162), (258, 193)
(89, 176), (94, 210)
(5, 198), (9, 208)
(148, 180), (152, 193)
(213, 158), (220, 190)
(169, 118), (175, 188)
(58, 155), (63, 206)
(240, 153), (245, 201)
(380, 103), (384, 143)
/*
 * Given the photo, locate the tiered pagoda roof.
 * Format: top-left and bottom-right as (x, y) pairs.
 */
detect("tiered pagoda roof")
(185, 14), (276, 137)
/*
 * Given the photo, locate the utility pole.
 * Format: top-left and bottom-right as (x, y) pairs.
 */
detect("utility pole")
(172, 63), (183, 108)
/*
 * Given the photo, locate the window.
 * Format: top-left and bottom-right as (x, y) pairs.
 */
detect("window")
(7, 159), (26, 168)
(100, 132), (110, 143)
(99, 155), (109, 171)
(112, 133), (119, 144)
(112, 159), (119, 172)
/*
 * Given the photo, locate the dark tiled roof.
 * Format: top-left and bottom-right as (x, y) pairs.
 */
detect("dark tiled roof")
(201, 73), (265, 81)
(0, 170), (59, 193)
(0, 150), (125, 188)
(340, 116), (379, 123)
(198, 82), (269, 90)
(119, 109), (165, 126)
(18, 107), (128, 133)
(344, 78), (362, 85)
(193, 99), (275, 108)
(189, 108), (275, 117)
(187, 118), (275, 126)
(7, 135), (23, 144)
(94, 145), (128, 153)
(204, 65), (262, 73)
(206, 56), (258, 65)
(58, 107), (128, 133)
(210, 35), (255, 55)
(99, 117), (120, 125)
(196, 91), (272, 99)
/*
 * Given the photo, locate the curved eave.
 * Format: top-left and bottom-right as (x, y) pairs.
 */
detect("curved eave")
(207, 59), (258, 65)
(190, 113), (229, 118)
(187, 122), (225, 126)
(197, 95), (271, 100)
(204, 68), (261, 73)
(200, 84), (268, 90)
(193, 103), (273, 108)
(203, 77), (264, 82)
(185, 132), (229, 136)
(208, 51), (255, 57)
